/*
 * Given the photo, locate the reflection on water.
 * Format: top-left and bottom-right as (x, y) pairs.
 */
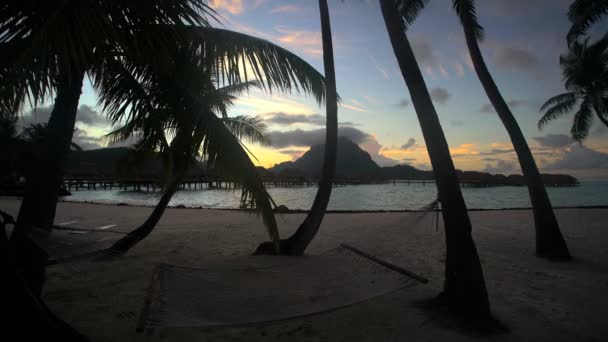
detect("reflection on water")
(65, 181), (608, 211)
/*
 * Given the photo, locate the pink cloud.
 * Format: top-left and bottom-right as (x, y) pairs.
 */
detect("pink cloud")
(210, 0), (244, 15)
(269, 5), (301, 14)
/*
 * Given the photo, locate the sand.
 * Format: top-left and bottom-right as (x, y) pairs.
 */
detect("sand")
(1, 198), (607, 341)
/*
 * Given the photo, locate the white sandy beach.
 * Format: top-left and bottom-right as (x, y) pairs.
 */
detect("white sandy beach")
(1, 198), (607, 341)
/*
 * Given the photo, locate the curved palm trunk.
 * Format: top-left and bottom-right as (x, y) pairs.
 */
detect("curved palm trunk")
(1, 212), (88, 341)
(463, 21), (571, 261)
(11, 67), (85, 295)
(106, 171), (184, 256)
(16, 68), (85, 229)
(380, 0), (490, 317)
(269, 0), (338, 256)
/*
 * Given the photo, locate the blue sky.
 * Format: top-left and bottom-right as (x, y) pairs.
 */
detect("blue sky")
(23, 0), (608, 180)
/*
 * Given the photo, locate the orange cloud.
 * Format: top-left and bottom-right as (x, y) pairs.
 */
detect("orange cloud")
(340, 103), (368, 113)
(439, 64), (450, 79)
(269, 5), (301, 14)
(210, 0), (244, 15)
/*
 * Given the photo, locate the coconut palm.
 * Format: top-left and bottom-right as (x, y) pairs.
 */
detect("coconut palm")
(567, 0), (608, 46)
(1, 1), (327, 233)
(397, 0), (571, 261)
(2, 1), (326, 297)
(379, 0), (490, 318)
(1, 0), (216, 231)
(540, 35), (608, 140)
(20, 123), (83, 151)
(93, 47), (279, 255)
(254, 0), (338, 256)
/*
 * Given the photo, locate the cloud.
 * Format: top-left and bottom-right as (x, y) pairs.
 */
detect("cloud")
(544, 145), (608, 170)
(72, 129), (104, 150)
(20, 105), (108, 128)
(278, 149), (306, 160)
(210, 0), (244, 15)
(369, 55), (390, 80)
(275, 26), (321, 56)
(268, 126), (370, 148)
(340, 103), (368, 113)
(268, 127), (400, 167)
(265, 112), (325, 126)
(264, 112), (356, 127)
(493, 46), (538, 71)
(533, 134), (575, 148)
(410, 37), (438, 67)
(73, 105), (107, 126)
(268, 5), (300, 14)
(483, 160), (520, 174)
(453, 62), (465, 77)
(401, 138), (416, 150)
(480, 100), (529, 113)
(430, 87), (450, 105)
(478, 148), (514, 156)
(396, 99), (410, 108)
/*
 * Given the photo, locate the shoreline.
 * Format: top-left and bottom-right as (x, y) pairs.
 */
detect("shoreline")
(2, 196), (608, 213)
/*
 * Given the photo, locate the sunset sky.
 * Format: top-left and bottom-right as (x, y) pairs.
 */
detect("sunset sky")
(21, 0), (608, 180)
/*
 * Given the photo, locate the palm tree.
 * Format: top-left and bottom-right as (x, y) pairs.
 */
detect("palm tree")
(94, 47), (279, 255)
(1, 0), (215, 231)
(20, 123), (83, 151)
(1, 1), (327, 232)
(254, 0), (338, 256)
(2, 2), (326, 295)
(379, 0), (490, 318)
(398, 0), (571, 261)
(567, 0), (608, 46)
(540, 35), (608, 140)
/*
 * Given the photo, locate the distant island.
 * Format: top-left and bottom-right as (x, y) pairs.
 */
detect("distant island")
(32, 137), (576, 189)
(267, 137), (579, 187)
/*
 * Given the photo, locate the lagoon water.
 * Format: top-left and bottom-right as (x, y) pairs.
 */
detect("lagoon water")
(65, 181), (608, 210)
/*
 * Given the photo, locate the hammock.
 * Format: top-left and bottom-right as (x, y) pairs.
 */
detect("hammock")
(24, 225), (125, 265)
(137, 244), (427, 330)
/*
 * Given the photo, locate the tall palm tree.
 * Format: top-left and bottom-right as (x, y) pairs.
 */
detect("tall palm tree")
(254, 0), (338, 256)
(567, 0), (608, 46)
(380, 0), (490, 318)
(399, 0), (571, 261)
(540, 35), (608, 140)
(1, 0), (215, 231)
(94, 47), (279, 255)
(2, 2), (327, 295)
(1, 1), (327, 232)
(19, 123), (83, 151)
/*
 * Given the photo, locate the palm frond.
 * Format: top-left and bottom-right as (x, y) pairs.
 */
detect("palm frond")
(202, 114), (280, 253)
(538, 93), (578, 130)
(222, 115), (270, 146)
(539, 92), (578, 112)
(186, 27), (327, 105)
(452, 0), (484, 40)
(395, 0), (430, 31)
(0, 0), (215, 108)
(571, 98), (594, 141)
(567, 0), (608, 45)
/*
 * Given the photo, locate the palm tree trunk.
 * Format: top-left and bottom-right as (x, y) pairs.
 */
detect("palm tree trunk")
(10, 66), (85, 296)
(1, 212), (88, 341)
(16, 67), (85, 229)
(463, 22), (571, 261)
(256, 0), (338, 256)
(380, 0), (490, 317)
(106, 175), (182, 255)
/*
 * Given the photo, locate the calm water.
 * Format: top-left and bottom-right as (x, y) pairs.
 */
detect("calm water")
(64, 181), (608, 210)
